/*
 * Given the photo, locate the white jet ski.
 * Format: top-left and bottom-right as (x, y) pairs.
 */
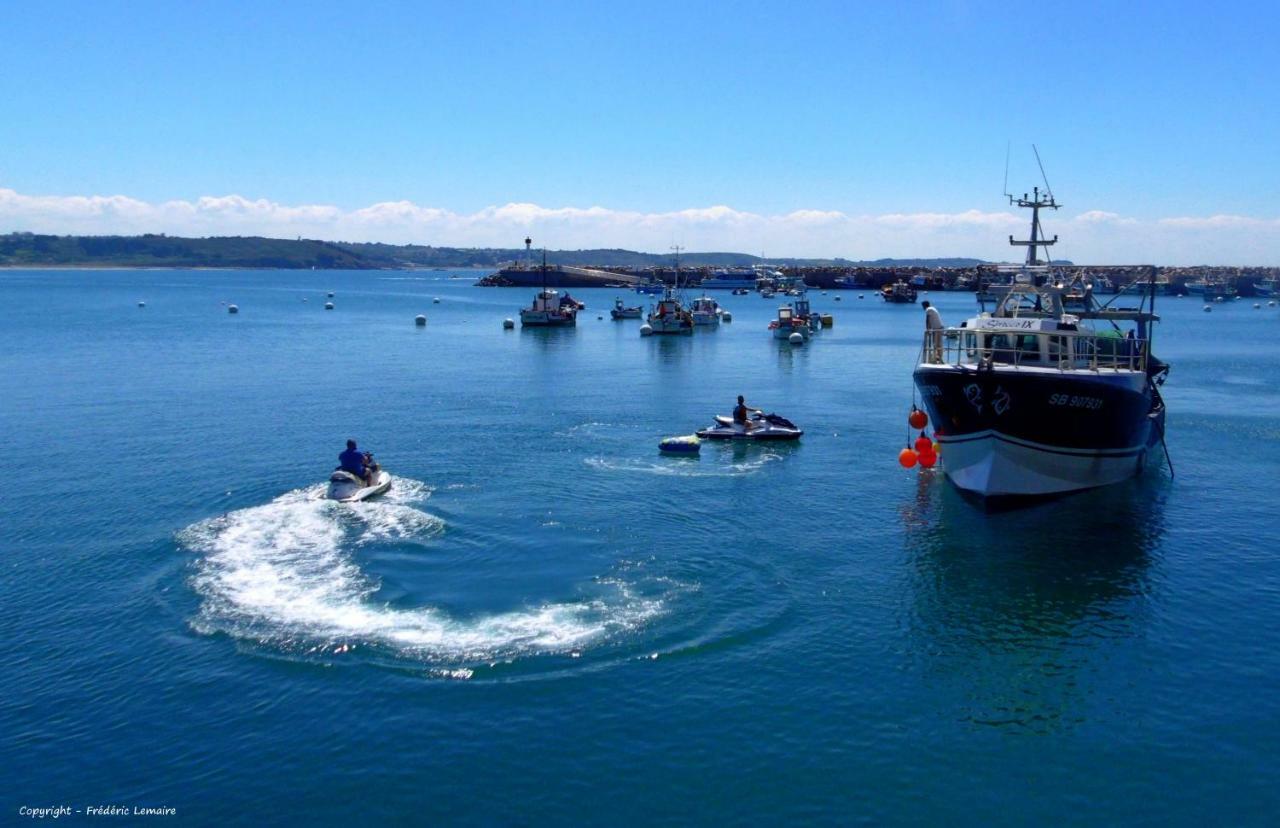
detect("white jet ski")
(325, 469), (392, 502)
(696, 412), (803, 441)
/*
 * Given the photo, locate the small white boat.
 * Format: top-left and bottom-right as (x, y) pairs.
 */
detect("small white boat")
(326, 470), (392, 502)
(690, 295), (722, 326)
(610, 298), (643, 319)
(768, 305), (809, 340)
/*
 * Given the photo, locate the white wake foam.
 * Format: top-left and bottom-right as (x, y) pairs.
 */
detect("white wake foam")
(584, 452), (785, 478)
(181, 480), (664, 664)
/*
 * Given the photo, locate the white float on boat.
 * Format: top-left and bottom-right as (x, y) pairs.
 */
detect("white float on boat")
(788, 332), (804, 344)
(640, 324), (654, 336)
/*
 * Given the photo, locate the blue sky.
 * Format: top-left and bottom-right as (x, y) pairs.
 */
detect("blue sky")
(2, 1), (1277, 262)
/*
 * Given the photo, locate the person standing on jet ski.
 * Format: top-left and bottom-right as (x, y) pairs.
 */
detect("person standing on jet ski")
(733, 395), (762, 431)
(338, 439), (375, 485)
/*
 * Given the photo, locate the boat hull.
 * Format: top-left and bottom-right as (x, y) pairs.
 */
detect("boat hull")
(913, 365), (1161, 497)
(520, 311), (577, 327)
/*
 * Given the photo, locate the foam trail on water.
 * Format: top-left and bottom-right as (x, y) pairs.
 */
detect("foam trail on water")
(584, 453), (784, 478)
(181, 480), (664, 663)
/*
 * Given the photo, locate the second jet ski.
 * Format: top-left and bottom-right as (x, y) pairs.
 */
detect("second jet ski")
(696, 412), (803, 441)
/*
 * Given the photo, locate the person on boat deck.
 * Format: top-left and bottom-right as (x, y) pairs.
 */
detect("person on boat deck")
(734, 395), (760, 431)
(339, 439), (373, 484)
(923, 301), (944, 363)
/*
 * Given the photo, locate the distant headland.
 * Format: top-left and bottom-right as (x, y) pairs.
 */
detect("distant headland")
(0, 232), (982, 271)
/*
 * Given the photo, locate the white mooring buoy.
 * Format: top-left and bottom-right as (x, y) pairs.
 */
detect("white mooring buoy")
(324, 302), (334, 310)
(721, 311), (733, 322)
(640, 324), (654, 337)
(415, 314), (427, 326)
(228, 304), (239, 314)
(433, 297), (441, 304)
(789, 332), (804, 345)
(137, 301), (146, 308)
(503, 318), (515, 329)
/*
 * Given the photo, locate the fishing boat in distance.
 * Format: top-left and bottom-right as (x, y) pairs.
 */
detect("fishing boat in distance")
(882, 280), (918, 303)
(646, 246), (695, 335)
(610, 298), (643, 319)
(519, 246), (580, 327)
(690, 294), (723, 326)
(912, 182), (1170, 500)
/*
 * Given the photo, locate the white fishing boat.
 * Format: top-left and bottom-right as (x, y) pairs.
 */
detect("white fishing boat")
(769, 304), (809, 340)
(646, 246), (694, 335)
(519, 247), (579, 327)
(690, 295), (722, 326)
(648, 288), (694, 334)
(610, 297), (643, 319)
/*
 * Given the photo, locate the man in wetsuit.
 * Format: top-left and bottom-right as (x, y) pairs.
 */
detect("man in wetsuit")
(338, 439), (372, 485)
(733, 395), (760, 431)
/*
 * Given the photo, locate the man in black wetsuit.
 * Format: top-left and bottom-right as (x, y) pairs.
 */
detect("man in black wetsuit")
(733, 395), (760, 431)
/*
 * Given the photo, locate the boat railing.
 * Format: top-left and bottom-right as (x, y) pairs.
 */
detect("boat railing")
(922, 328), (1149, 372)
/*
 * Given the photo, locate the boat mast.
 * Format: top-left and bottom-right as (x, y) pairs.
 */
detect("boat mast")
(671, 244), (684, 296)
(1009, 186), (1060, 268)
(541, 246), (548, 294)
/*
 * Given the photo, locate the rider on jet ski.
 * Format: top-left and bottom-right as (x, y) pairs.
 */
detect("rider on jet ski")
(338, 439), (376, 485)
(734, 395), (762, 431)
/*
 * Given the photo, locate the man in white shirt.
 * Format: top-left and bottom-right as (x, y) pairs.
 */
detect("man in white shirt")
(923, 301), (944, 363)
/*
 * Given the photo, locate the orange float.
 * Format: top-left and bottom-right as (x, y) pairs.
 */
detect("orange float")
(898, 448), (918, 468)
(908, 408), (928, 430)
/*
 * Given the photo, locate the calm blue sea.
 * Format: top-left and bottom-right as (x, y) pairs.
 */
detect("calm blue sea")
(2, 269), (1278, 825)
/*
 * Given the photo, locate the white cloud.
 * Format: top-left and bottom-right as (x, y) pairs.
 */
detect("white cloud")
(1, 187), (1278, 264)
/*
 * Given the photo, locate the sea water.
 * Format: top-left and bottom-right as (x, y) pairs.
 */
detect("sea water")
(1, 269), (1278, 824)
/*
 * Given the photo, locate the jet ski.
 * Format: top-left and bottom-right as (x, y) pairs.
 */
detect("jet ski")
(325, 469), (392, 502)
(696, 412), (803, 441)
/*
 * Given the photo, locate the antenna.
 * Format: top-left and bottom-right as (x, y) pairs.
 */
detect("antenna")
(1002, 141), (1012, 199)
(1032, 144), (1055, 202)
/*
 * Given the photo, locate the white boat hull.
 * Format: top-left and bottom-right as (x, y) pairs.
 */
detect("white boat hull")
(520, 310), (576, 326)
(937, 431), (1147, 498)
(648, 319), (693, 334)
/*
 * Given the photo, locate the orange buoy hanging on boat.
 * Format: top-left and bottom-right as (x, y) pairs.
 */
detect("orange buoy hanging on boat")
(909, 407), (928, 430)
(918, 450), (937, 468)
(914, 433), (933, 454)
(898, 448), (918, 468)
